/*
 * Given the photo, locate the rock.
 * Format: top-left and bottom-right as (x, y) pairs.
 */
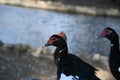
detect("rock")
(2, 44), (31, 53)
(0, 40), (4, 47)
(31, 46), (52, 57)
(32, 46), (51, 57)
(31, 46), (44, 57)
(96, 68), (115, 80)
(50, 75), (57, 80)
(42, 47), (51, 54)
(2, 44), (15, 50)
(92, 53), (101, 60)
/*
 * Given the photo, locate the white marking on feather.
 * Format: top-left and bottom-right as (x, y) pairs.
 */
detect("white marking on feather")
(111, 44), (113, 47)
(60, 73), (79, 80)
(118, 67), (120, 72)
(59, 50), (63, 53)
(59, 48), (65, 53)
(58, 58), (60, 61)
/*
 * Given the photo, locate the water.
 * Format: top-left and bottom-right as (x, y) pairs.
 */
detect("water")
(0, 5), (120, 56)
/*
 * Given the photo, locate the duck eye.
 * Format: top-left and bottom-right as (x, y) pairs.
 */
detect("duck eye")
(53, 38), (56, 40)
(52, 37), (57, 41)
(101, 29), (111, 37)
(48, 37), (58, 44)
(105, 30), (109, 33)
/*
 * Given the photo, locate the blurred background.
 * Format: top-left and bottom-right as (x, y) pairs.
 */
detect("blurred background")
(0, 0), (120, 80)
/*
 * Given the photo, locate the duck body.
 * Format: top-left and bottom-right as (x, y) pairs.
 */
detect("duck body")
(56, 48), (99, 80)
(99, 27), (120, 79)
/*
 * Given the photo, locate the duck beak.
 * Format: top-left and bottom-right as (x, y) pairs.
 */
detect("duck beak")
(44, 42), (51, 46)
(96, 34), (103, 39)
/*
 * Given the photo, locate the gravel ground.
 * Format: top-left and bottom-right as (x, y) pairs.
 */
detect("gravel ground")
(0, 42), (115, 80)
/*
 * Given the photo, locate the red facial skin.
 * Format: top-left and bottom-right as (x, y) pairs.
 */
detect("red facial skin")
(48, 37), (58, 44)
(58, 32), (65, 37)
(101, 29), (112, 37)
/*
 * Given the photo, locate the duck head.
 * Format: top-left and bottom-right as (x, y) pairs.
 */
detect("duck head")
(45, 34), (67, 49)
(97, 27), (119, 44)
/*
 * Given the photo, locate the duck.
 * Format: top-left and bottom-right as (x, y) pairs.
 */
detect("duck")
(98, 27), (120, 80)
(45, 34), (100, 80)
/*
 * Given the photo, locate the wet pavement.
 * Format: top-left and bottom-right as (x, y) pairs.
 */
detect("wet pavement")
(0, 5), (120, 56)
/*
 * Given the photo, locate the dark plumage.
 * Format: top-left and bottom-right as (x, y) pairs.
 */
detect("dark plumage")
(54, 32), (67, 66)
(99, 27), (120, 80)
(45, 34), (100, 80)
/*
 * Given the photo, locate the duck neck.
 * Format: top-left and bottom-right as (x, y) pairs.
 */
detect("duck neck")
(59, 46), (68, 57)
(54, 45), (68, 65)
(110, 39), (119, 53)
(55, 45), (67, 63)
